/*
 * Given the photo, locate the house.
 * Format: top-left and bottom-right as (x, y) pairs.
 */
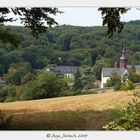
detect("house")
(45, 66), (81, 78)
(0, 77), (7, 87)
(101, 48), (140, 88)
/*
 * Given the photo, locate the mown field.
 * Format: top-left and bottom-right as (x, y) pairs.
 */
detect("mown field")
(0, 91), (136, 130)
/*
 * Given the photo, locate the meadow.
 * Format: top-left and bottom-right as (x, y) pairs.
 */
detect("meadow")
(0, 90), (135, 130)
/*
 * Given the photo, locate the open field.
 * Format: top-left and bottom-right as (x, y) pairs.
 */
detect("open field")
(0, 91), (136, 130)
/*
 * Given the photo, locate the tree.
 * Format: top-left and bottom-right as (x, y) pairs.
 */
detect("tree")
(88, 52), (94, 66)
(0, 64), (4, 75)
(81, 67), (96, 89)
(4, 62), (32, 85)
(0, 50), (22, 72)
(121, 80), (135, 91)
(21, 72), (36, 84)
(0, 8), (62, 46)
(0, 87), (7, 102)
(5, 86), (16, 102)
(73, 69), (83, 90)
(98, 8), (130, 37)
(105, 72), (121, 87)
(57, 33), (74, 51)
(0, 27), (20, 47)
(93, 58), (109, 80)
(128, 63), (140, 83)
(21, 72), (68, 100)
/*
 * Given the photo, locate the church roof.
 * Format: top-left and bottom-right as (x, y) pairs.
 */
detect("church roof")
(127, 65), (140, 72)
(102, 67), (127, 77)
(119, 56), (128, 61)
(119, 47), (127, 61)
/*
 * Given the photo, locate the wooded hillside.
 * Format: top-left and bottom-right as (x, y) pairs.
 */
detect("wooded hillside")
(0, 20), (140, 74)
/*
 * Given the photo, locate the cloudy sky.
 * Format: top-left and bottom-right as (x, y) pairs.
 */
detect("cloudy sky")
(7, 7), (140, 26)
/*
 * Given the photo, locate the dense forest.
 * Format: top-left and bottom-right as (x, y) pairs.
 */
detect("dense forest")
(1, 20), (140, 73)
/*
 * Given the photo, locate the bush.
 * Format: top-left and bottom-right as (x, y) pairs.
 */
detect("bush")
(21, 72), (36, 84)
(104, 91), (140, 130)
(20, 80), (37, 100)
(121, 80), (135, 91)
(6, 86), (16, 97)
(20, 72), (69, 100)
(4, 96), (16, 102)
(5, 62), (32, 85)
(105, 72), (121, 87)
(0, 87), (7, 102)
(114, 83), (121, 91)
(59, 90), (75, 97)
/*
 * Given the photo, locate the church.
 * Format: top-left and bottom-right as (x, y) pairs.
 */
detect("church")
(101, 48), (140, 88)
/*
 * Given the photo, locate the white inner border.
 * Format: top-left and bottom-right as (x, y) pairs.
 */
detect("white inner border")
(0, 131), (140, 140)
(0, 0), (140, 140)
(0, 0), (140, 7)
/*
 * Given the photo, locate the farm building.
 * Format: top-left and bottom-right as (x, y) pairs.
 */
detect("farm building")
(45, 66), (81, 78)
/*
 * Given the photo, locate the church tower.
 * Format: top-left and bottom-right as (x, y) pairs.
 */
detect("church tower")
(119, 48), (128, 68)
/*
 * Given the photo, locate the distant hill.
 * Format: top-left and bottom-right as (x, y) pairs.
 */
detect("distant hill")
(1, 20), (140, 72)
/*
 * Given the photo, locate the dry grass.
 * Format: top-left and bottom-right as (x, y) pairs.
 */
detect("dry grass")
(0, 91), (135, 130)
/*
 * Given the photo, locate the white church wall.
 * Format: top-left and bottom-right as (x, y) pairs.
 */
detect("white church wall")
(101, 71), (110, 88)
(101, 76), (109, 88)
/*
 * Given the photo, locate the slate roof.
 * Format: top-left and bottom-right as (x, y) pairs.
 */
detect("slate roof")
(50, 66), (81, 74)
(102, 68), (127, 77)
(127, 65), (140, 72)
(120, 56), (128, 61)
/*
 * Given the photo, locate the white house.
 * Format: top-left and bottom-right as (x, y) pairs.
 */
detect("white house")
(45, 66), (81, 78)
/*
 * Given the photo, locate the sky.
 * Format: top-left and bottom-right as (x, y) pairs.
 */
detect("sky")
(6, 7), (140, 26)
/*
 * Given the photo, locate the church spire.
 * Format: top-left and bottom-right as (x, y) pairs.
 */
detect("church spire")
(119, 47), (128, 68)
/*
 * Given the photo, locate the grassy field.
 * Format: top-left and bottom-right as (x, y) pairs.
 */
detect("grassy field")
(0, 90), (136, 130)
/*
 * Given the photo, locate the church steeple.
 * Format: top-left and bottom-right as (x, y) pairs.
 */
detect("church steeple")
(119, 47), (128, 68)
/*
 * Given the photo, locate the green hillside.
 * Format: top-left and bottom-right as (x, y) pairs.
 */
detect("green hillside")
(0, 20), (140, 74)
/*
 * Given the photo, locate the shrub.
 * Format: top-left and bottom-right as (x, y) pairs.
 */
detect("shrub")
(4, 96), (16, 102)
(103, 91), (140, 130)
(5, 62), (32, 85)
(6, 86), (16, 97)
(0, 87), (7, 102)
(21, 72), (36, 84)
(114, 83), (121, 91)
(105, 72), (121, 87)
(59, 90), (77, 97)
(121, 80), (135, 91)
(20, 72), (69, 100)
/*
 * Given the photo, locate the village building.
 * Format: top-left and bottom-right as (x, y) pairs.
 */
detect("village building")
(101, 48), (140, 88)
(44, 66), (81, 78)
(0, 77), (7, 87)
